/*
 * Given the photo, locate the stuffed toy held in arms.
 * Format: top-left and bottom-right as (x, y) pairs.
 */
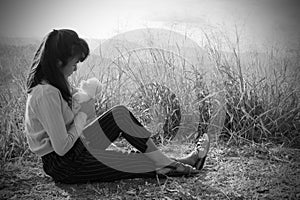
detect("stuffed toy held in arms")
(73, 77), (101, 103)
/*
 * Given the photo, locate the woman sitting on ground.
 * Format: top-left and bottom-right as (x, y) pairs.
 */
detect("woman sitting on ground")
(24, 29), (210, 184)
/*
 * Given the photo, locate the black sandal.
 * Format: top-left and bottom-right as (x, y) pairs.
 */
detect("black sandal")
(193, 133), (210, 170)
(156, 161), (199, 177)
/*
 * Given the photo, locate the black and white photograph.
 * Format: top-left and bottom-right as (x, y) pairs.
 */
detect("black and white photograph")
(0, 0), (299, 199)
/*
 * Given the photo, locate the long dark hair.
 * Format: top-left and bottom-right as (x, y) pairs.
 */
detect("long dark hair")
(26, 29), (89, 106)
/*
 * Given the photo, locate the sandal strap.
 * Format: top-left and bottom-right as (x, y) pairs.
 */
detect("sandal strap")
(196, 133), (210, 156)
(194, 133), (210, 170)
(174, 162), (193, 175)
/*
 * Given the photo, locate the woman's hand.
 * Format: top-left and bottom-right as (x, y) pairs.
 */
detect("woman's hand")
(72, 98), (81, 114)
(79, 98), (96, 121)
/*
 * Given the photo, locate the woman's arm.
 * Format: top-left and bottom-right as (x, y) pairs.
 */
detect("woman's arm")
(35, 90), (87, 156)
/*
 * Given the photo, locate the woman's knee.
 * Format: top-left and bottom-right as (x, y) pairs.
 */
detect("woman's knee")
(111, 105), (140, 126)
(111, 105), (129, 113)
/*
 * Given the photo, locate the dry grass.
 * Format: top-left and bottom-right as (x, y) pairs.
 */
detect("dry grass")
(203, 29), (300, 147)
(0, 28), (300, 199)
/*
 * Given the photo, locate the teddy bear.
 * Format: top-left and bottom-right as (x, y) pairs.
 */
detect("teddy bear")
(73, 77), (101, 103)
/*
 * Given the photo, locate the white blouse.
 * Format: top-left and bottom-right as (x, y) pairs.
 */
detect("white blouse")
(24, 84), (87, 156)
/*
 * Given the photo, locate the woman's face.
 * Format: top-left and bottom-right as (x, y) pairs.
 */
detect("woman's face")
(60, 56), (80, 78)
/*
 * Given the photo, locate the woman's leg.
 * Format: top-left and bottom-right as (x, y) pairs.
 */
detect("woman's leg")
(43, 138), (200, 184)
(42, 106), (207, 183)
(102, 105), (209, 169)
(82, 105), (154, 151)
(62, 141), (201, 184)
(82, 105), (173, 167)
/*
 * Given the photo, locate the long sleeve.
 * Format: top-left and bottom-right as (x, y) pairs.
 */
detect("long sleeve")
(35, 89), (82, 156)
(74, 111), (87, 134)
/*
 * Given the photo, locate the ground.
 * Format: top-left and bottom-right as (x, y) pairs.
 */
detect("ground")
(1, 142), (300, 200)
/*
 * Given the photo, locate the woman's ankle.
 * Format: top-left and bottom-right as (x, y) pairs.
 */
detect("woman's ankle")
(144, 150), (173, 167)
(175, 151), (198, 166)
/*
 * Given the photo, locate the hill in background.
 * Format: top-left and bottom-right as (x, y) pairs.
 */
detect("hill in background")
(93, 28), (207, 64)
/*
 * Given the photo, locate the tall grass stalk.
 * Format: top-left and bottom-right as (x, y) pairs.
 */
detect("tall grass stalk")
(203, 29), (300, 147)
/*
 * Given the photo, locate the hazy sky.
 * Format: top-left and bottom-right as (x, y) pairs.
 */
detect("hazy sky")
(0, 0), (299, 51)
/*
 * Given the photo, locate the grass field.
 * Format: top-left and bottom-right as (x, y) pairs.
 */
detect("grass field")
(0, 29), (299, 199)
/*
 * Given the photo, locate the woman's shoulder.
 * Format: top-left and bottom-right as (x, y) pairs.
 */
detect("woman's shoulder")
(31, 84), (61, 100)
(26, 84), (62, 110)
